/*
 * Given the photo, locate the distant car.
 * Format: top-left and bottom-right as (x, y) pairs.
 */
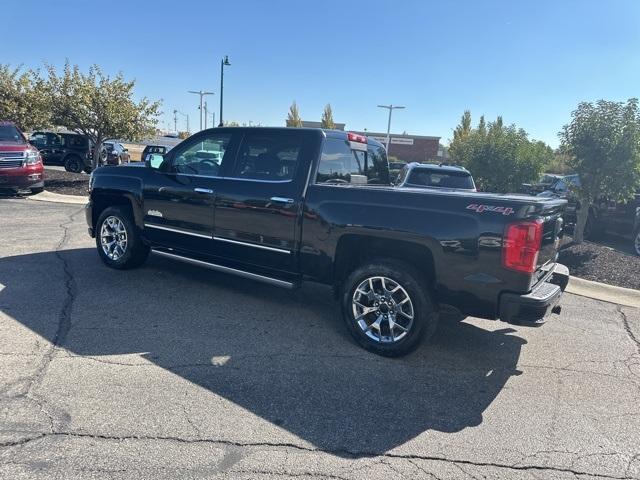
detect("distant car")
(0, 122), (44, 193)
(521, 173), (564, 195)
(141, 144), (171, 162)
(388, 161), (406, 179)
(538, 175), (640, 255)
(395, 162), (476, 191)
(102, 141), (130, 165)
(29, 131), (94, 173)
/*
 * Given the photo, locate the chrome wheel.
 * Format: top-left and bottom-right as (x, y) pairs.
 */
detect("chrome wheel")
(100, 216), (128, 261)
(352, 276), (414, 344)
(634, 231), (640, 256)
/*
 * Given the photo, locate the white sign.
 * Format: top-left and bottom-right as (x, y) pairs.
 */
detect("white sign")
(368, 136), (414, 146)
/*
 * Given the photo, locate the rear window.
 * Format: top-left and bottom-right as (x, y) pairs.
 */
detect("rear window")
(406, 169), (475, 190)
(316, 138), (389, 185)
(0, 124), (24, 143)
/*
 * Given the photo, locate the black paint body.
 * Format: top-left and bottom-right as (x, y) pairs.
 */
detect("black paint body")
(86, 127), (568, 321)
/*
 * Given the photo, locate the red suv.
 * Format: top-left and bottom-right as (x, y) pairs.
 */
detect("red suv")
(0, 122), (44, 194)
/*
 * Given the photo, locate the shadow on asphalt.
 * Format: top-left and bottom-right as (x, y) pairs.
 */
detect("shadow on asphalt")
(0, 247), (526, 456)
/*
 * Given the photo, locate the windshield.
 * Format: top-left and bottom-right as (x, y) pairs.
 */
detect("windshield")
(0, 124), (25, 143)
(406, 169), (475, 190)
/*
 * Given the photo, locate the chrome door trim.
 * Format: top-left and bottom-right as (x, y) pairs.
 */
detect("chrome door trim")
(144, 223), (212, 239)
(270, 196), (294, 204)
(213, 236), (291, 254)
(152, 249), (296, 289)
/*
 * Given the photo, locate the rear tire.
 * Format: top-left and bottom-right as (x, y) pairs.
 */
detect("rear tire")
(64, 155), (83, 173)
(634, 230), (640, 256)
(96, 206), (149, 269)
(341, 258), (438, 357)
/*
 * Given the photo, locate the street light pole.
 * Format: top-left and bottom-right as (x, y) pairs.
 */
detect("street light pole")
(172, 109), (178, 133)
(188, 90), (214, 131)
(377, 104), (406, 153)
(204, 102), (208, 129)
(218, 55), (231, 127)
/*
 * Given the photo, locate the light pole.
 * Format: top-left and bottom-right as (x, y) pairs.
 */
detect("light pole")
(188, 90), (214, 131)
(377, 104), (405, 153)
(176, 111), (189, 134)
(218, 55), (231, 127)
(172, 109), (178, 133)
(204, 102), (208, 129)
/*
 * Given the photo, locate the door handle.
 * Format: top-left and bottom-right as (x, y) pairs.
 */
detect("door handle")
(194, 188), (214, 194)
(270, 197), (294, 204)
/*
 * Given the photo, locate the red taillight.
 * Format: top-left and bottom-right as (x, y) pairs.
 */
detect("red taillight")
(347, 132), (367, 144)
(502, 220), (543, 273)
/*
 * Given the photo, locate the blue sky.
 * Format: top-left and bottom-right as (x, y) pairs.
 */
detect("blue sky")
(3, 0), (639, 147)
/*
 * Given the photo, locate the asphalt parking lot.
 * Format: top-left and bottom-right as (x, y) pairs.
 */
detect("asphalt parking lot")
(1, 198), (639, 479)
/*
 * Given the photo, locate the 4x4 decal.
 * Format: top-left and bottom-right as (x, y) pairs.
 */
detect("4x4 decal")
(466, 204), (515, 216)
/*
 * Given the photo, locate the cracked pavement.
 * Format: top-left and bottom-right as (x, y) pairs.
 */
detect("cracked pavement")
(0, 198), (639, 479)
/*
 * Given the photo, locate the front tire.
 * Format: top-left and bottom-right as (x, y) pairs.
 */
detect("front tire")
(341, 259), (438, 357)
(96, 206), (149, 269)
(64, 155), (83, 173)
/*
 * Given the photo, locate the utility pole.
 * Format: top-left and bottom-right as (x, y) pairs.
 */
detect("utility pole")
(377, 104), (406, 153)
(204, 102), (208, 129)
(219, 55), (231, 127)
(188, 90), (214, 131)
(172, 109), (178, 133)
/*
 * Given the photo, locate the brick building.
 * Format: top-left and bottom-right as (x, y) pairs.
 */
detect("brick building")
(290, 120), (442, 163)
(352, 131), (441, 163)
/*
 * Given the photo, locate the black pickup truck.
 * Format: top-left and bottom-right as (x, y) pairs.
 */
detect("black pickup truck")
(86, 127), (569, 356)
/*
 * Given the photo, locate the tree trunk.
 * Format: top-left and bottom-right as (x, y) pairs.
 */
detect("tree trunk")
(92, 138), (103, 170)
(573, 198), (590, 244)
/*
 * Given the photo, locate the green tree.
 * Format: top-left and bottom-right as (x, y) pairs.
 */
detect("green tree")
(449, 112), (553, 193)
(320, 103), (335, 129)
(0, 65), (51, 131)
(560, 99), (640, 243)
(286, 101), (302, 127)
(45, 62), (161, 169)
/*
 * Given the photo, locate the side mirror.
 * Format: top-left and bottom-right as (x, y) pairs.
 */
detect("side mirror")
(145, 153), (164, 169)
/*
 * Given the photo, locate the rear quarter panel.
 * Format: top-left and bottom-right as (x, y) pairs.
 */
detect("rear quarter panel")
(301, 185), (561, 319)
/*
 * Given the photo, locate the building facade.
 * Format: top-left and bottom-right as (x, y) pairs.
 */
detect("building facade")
(353, 131), (441, 163)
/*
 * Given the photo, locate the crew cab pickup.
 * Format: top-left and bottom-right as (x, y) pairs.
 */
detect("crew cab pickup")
(86, 127), (569, 356)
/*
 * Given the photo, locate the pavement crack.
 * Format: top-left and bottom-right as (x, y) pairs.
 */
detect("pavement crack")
(618, 305), (640, 356)
(1, 431), (636, 479)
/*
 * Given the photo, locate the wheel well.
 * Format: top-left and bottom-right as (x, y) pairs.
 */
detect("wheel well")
(333, 235), (435, 289)
(92, 194), (134, 229)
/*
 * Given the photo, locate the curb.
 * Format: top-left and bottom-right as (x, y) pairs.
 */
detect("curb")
(28, 190), (88, 205)
(567, 276), (640, 308)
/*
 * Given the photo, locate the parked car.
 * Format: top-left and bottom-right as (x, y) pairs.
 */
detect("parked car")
(538, 175), (640, 255)
(86, 127), (569, 356)
(521, 173), (564, 195)
(102, 141), (130, 165)
(388, 161), (406, 180)
(0, 122), (44, 193)
(395, 162), (476, 191)
(29, 131), (94, 173)
(141, 144), (171, 162)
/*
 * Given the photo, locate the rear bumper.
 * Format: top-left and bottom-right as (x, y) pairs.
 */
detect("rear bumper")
(499, 263), (569, 325)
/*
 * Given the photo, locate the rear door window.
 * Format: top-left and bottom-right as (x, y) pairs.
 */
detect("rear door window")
(407, 169), (474, 189)
(230, 131), (303, 182)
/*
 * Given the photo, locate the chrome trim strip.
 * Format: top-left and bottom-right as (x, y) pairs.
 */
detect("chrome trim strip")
(213, 236), (291, 254)
(144, 223), (212, 239)
(152, 249), (296, 289)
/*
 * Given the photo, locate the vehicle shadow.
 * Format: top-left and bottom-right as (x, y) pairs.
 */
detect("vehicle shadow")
(0, 248), (526, 456)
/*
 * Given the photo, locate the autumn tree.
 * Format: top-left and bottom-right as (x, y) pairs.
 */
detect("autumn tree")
(286, 101), (302, 127)
(0, 64), (51, 131)
(321, 104), (335, 129)
(45, 62), (161, 169)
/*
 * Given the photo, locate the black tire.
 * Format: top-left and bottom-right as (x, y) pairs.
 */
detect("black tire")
(633, 229), (640, 257)
(83, 165), (93, 174)
(341, 258), (438, 357)
(64, 155), (83, 173)
(95, 206), (149, 269)
(30, 187), (44, 194)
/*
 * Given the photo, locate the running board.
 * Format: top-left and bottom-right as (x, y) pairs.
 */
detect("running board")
(151, 249), (298, 290)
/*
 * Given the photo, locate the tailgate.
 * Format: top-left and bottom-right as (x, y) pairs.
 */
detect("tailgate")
(536, 199), (567, 270)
